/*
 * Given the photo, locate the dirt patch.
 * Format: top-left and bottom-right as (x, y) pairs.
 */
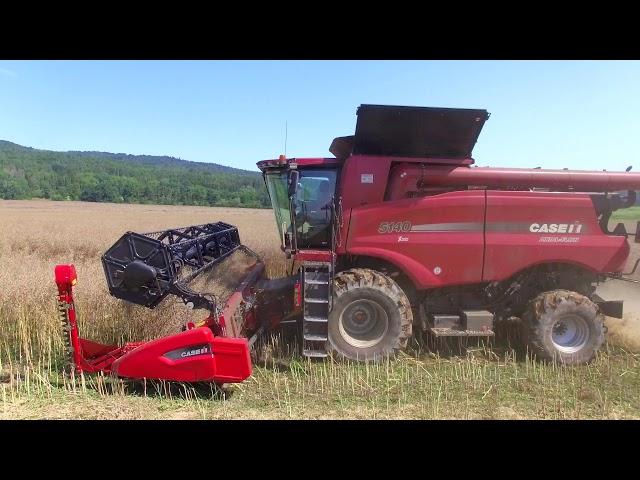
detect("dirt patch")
(605, 315), (640, 352)
(494, 406), (524, 420)
(598, 279), (640, 352)
(166, 409), (203, 420)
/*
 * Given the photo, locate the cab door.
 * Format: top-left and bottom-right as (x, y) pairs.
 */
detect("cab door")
(293, 168), (339, 249)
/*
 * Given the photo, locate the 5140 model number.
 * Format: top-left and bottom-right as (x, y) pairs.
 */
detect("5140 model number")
(378, 221), (411, 233)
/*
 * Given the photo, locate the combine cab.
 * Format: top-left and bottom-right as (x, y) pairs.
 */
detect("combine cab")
(55, 104), (640, 385)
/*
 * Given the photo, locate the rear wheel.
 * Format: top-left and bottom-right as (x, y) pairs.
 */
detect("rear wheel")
(328, 269), (413, 361)
(523, 290), (605, 364)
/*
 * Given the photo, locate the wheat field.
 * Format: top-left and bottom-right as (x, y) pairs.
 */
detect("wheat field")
(1, 199), (639, 419)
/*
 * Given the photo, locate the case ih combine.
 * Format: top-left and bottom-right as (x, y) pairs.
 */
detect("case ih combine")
(55, 104), (640, 385)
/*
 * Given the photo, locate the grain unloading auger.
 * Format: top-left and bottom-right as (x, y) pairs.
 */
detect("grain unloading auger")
(56, 104), (640, 387)
(55, 222), (277, 383)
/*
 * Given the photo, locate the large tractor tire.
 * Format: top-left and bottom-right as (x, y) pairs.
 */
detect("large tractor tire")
(328, 268), (413, 361)
(522, 290), (606, 365)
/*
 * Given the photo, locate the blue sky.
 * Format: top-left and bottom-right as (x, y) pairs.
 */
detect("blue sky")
(1, 60), (639, 172)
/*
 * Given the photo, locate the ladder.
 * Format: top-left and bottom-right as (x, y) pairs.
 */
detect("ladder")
(302, 262), (332, 358)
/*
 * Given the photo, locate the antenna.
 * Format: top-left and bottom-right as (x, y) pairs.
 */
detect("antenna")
(284, 120), (288, 157)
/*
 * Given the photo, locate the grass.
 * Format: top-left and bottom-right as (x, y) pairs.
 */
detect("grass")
(2, 342), (639, 419)
(611, 206), (640, 221)
(1, 199), (640, 419)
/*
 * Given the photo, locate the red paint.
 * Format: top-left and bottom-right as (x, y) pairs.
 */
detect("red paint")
(482, 191), (629, 281)
(344, 186), (633, 288)
(345, 191), (486, 288)
(55, 265), (93, 371)
(385, 164), (640, 201)
(243, 307), (258, 333)
(260, 152), (640, 288)
(54, 264), (252, 383)
(294, 279), (301, 308)
(111, 328), (251, 383)
(257, 157), (341, 170)
(217, 313), (226, 336)
(339, 155), (393, 208)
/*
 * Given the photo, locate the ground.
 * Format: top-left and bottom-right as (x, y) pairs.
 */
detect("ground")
(1, 199), (639, 419)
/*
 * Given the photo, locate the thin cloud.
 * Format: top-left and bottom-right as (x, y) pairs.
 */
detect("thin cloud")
(0, 67), (17, 78)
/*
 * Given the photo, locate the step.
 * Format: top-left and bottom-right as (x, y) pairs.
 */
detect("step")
(304, 316), (328, 323)
(305, 270), (330, 276)
(303, 349), (329, 358)
(303, 261), (332, 268)
(305, 279), (329, 285)
(304, 334), (328, 342)
(432, 314), (460, 329)
(304, 270), (331, 277)
(305, 298), (329, 304)
(429, 327), (495, 337)
(304, 294), (329, 303)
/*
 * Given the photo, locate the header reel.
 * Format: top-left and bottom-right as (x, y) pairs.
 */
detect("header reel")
(102, 222), (254, 315)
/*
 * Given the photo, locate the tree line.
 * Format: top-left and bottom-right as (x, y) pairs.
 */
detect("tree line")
(0, 141), (271, 208)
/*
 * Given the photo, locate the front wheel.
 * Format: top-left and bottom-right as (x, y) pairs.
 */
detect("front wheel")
(328, 269), (413, 361)
(522, 290), (606, 365)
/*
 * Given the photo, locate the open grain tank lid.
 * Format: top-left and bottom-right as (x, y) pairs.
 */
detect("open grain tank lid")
(329, 104), (490, 159)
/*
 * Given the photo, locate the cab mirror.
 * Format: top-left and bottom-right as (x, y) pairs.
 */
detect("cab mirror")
(288, 170), (299, 197)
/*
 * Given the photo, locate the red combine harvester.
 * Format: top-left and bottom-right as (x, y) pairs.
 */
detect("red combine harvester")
(55, 104), (640, 384)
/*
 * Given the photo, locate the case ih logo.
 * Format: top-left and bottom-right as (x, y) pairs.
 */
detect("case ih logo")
(164, 344), (211, 360)
(377, 221), (585, 234)
(181, 346), (210, 358)
(529, 222), (584, 234)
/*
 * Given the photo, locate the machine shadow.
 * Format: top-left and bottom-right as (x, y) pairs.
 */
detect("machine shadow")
(48, 364), (235, 401)
(45, 324), (528, 400)
(120, 378), (232, 400)
(255, 326), (527, 366)
(409, 324), (528, 362)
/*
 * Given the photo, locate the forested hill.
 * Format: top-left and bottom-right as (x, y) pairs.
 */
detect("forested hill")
(0, 140), (271, 208)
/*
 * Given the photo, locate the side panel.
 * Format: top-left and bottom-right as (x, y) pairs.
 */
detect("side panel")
(111, 328), (252, 383)
(345, 191), (486, 288)
(483, 191), (629, 281)
(339, 155), (393, 209)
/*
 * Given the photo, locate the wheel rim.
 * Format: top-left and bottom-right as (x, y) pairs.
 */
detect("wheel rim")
(338, 299), (389, 348)
(551, 314), (590, 354)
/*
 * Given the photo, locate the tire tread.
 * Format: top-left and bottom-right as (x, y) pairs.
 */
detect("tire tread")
(329, 268), (413, 360)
